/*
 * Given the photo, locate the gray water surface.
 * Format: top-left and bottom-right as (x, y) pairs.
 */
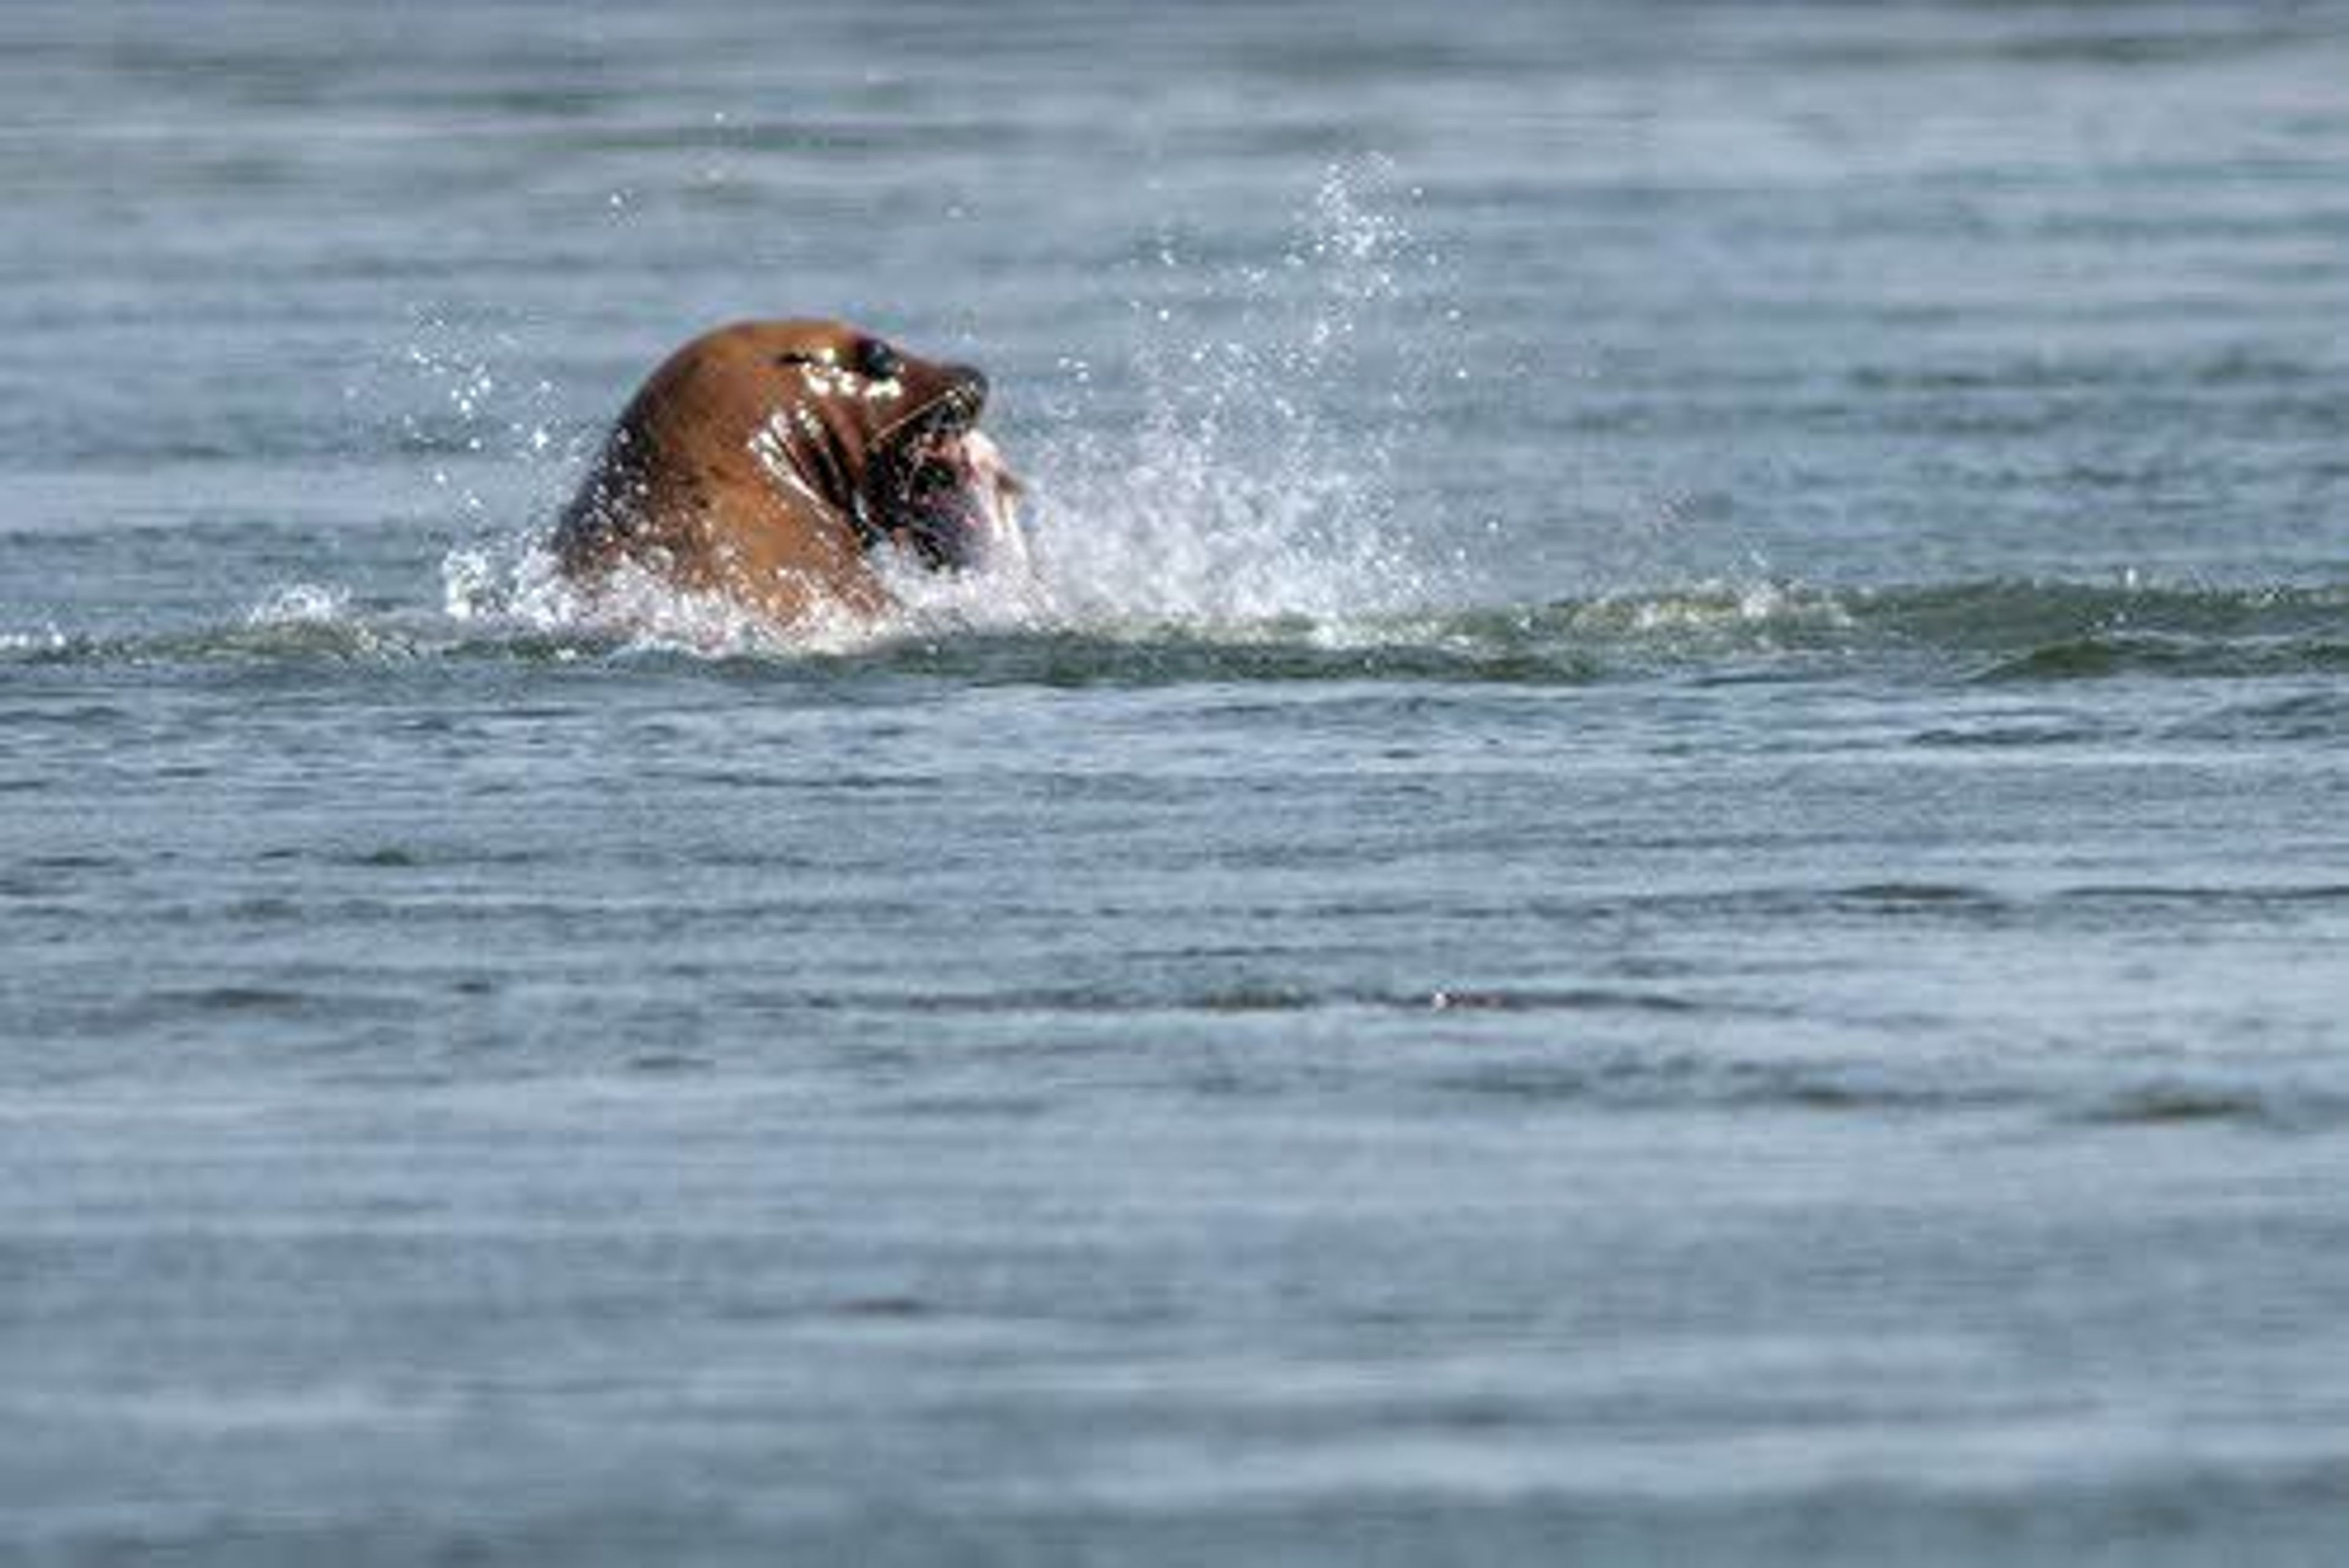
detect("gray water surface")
(6, 3), (2349, 1564)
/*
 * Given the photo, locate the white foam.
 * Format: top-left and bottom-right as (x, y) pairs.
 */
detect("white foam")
(0, 623), (67, 654)
(1010, 158), (1442, 633)
(243, 582), (352, 626)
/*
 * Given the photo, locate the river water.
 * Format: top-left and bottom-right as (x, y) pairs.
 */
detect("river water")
(5, 2), (2348, 1562)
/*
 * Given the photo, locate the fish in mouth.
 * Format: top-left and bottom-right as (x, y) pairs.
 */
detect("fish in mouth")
(866, 374), (1026, 573)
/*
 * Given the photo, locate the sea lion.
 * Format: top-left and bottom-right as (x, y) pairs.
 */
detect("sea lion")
(553, 319), (1025, 629)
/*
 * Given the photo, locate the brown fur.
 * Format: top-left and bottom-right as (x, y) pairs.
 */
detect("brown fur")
(554, 319), (998, 628)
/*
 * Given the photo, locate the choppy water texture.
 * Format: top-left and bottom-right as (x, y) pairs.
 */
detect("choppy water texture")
(6, 2), (2349, 1563)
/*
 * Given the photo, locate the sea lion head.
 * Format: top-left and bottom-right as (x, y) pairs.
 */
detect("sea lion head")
(740, 319), (1023, 573)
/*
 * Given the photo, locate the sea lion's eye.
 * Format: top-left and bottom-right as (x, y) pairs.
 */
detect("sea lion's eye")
(854, 340), (904, 382)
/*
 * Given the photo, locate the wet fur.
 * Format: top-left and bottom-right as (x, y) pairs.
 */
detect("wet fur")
(555, 319), (1001, 630)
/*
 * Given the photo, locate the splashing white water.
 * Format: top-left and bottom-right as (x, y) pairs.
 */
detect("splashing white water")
(0, 624), (67, 655)
(1015, 158), (1445, 629)
(437, 160), (1457, 652)
(442, 537), (892, 656)
(245, 582), (353, 626)
(396, 315), (575, 526)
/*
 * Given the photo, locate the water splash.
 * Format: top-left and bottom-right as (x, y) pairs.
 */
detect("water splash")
(440, 537), (888, 657)
(1016, 157), (1450, 629)
(422, 160), (1453, 653)
(14, 576), (2347, 691)
(397, 316), (574, 488)
(0, 624), (68, 656)
(245, 582), (353, 627)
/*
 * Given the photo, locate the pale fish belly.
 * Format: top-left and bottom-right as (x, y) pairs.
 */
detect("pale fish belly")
(952, 428), (1030, 574)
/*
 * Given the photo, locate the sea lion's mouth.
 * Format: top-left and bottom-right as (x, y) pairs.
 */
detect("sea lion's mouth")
(870, 373), (1024, 571)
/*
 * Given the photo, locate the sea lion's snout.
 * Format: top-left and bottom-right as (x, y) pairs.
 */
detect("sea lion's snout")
(900, 365), (987, 440)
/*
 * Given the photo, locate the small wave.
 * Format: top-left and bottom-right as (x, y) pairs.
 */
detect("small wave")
(1430, 1052), (2024, 1115)
(1976, 631), (2349, 683)
(1852, 578), (2348, 645)
(7, 573), (2343, 688)
(2069, 1081), (2349, 1132)
(841, 574), (2347, 688)
(2053, 882), (2349, 908)
(1431, 1053), (2349, 1128)
(2164, 689), (2349, 743)
(2077, 1085), (2274, 1128)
